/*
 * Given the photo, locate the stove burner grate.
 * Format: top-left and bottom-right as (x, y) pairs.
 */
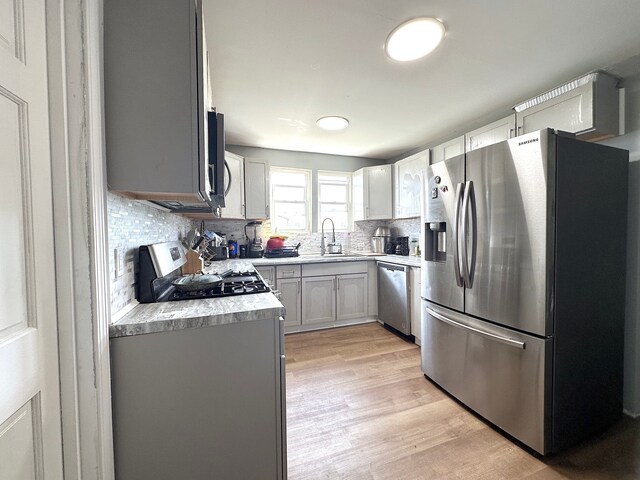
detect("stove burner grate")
(166, 274), (269, 301)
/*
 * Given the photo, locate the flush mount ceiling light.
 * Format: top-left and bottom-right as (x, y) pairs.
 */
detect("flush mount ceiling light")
(385, 17), (445, 62)
(316, 116), (349, 131)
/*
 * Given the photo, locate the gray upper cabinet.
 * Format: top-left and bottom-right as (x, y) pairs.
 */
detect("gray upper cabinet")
(393, 150), (429, 219)
(220, 152), (245, 219)
(244, 159), (270, 220)
(353, 165), (393, 221)
(465, 115), (516, 152)
(431, 135), (465, 164)
(514, 71), (621, 141)
(104, 0), (213, 207)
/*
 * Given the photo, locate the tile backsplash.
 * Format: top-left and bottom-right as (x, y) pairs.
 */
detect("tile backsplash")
(107, 192), (193, 315)
(107, 199), (422, 317)
(386, 217), (421, 242)
(203, 219), (382, 254)
(203, 217), (421, 254)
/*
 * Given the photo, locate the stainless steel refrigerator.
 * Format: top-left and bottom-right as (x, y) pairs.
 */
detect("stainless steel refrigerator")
(421, 129), (628, 455)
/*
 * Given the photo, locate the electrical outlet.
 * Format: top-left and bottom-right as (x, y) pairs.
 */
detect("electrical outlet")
(115, 248), (125, 278)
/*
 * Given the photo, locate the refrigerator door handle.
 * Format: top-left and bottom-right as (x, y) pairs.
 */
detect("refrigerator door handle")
(461, 180), (477, 288)
(453, 182), (465, 287)
(426, 307), (525, 349)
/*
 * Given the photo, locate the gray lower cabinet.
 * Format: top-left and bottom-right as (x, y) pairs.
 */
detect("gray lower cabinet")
(300, 273), (368, 327)
(301, 276), (336, 325)
(257, 262), (371, 332)
(256, 266), (276, 287)
(110, 317), (286, 480)
(279, 277), (302, 328)
(336, 273), (368, 321)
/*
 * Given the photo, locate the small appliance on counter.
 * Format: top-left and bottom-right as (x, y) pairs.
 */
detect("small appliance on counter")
(371, 226), (391, 253)
(245, 220), (264, 258)
(384, 238), (396, 254)
(395, 236), (410, 256)
(199, 231), (228, 262)
(265, 235), (286, 251)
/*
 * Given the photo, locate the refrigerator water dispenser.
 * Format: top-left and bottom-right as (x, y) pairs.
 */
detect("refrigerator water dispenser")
(425, 222), (446, 262)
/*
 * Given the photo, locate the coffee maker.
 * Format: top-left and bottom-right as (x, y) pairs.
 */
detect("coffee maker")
(245, 221), (264, 258)
(395, 236), (410, 256)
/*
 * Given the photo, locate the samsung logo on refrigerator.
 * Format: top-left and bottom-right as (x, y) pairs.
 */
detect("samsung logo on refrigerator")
(518, 138), (539, 146)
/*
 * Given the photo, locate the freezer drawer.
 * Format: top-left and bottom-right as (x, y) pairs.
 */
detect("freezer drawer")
(421, 301), (552, 454)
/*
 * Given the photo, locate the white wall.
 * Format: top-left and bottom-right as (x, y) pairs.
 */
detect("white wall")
(599, 73), (640, 416)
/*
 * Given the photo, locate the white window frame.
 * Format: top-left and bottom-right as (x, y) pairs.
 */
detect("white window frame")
(270, 166), (312, 233)
(317, 170), (352, 232)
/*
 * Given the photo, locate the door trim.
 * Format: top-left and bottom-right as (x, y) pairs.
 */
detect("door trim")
(47, 0), (115, 478)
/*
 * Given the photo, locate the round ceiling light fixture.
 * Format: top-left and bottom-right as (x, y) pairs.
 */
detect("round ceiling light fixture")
(316, 116), (349, 131)
(385, 17), (445, 62)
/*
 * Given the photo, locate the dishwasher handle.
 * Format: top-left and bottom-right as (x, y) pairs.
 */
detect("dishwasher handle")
(378, 262), (407, 272)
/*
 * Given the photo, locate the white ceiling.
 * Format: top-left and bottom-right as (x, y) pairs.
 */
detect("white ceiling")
(204, 0), (640, 160)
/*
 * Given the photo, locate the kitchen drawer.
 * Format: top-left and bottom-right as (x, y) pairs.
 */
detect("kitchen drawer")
(302, 261), (368, 277)
(255, 266), (275, 286)
(421, 301), (552, 454)
(276, 265), (301, 279)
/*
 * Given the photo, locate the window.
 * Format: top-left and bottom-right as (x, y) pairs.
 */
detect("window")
(270, 167), (311, 232)
(317, 171), (351, 231)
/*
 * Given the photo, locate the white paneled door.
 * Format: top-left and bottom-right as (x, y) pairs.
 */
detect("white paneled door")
(0, 0), (64, 478)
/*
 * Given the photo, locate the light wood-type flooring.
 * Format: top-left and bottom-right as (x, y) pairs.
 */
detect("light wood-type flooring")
(284, 323), (640, 480)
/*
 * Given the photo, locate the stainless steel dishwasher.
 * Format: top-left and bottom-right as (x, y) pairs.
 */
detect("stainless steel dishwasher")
(377, 261), (410, 334)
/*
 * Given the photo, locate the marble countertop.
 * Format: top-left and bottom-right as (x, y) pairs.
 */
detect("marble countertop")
(110, 292), (284, 338)
(109, 254), (419, 339)
(247, 253), (422, 268)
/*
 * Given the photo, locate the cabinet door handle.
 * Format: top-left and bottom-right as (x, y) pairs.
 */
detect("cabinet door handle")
(266, 204), (270, 218)
(224, 159), (232, 196)
(337, 277), (340, 290)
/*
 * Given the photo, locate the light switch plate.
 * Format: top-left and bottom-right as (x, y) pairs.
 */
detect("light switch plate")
(115, 248), (125, 278)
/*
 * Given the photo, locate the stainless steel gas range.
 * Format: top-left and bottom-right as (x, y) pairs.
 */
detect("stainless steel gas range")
(137, 241), (270, 303)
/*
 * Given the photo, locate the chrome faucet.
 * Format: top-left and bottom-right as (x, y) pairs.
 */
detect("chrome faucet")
(320, 217), (342, 256)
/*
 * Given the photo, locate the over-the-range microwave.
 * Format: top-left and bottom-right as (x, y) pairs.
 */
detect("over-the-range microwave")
(149, 111), (228, 214)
